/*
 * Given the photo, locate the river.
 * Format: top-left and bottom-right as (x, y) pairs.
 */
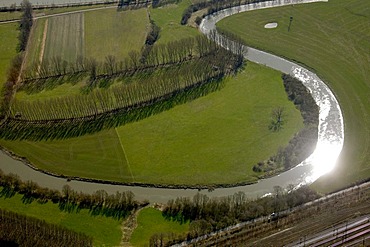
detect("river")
(0, 0), (343, 203)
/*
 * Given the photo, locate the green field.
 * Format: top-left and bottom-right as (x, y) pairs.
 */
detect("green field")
(0, 23), (18, 91)
(23, 18), (46, 70)
(0, 5), (116, 22)
(84, 8), (149, 61)
(0, 63), (303, 185)
(0, 190), (122, 246)
(130, 207), (189, 246)
(217, 0), (370, 190)
(150, 0), (200, 44)
(43, 13), (84, 63)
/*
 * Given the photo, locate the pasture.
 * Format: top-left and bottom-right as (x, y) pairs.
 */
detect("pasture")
(0, 63), (304, 185)
(84, 8), (149, 61)
(0, 189), (123, 246)
(0, 23), (18, 91)
(130, 207), (189, 246)
(217, 0), (370, 191)
(150, 0), (200, 44)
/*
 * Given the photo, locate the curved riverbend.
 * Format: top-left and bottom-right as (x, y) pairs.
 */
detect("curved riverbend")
(0, 0), (343, 203)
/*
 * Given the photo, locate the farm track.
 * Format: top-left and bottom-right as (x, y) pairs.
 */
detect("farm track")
(37, 19), (48, 73)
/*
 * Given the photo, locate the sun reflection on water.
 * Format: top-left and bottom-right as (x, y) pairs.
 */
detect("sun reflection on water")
(305, 141), (342, 183)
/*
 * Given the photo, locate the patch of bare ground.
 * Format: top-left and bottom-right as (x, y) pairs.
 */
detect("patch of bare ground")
(187, 183), (370, 246)
(188, 9), (208, 28)
(120, 208), (144, 247)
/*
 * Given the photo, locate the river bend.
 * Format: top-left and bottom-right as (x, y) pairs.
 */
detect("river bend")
(0, 0), (343, 203)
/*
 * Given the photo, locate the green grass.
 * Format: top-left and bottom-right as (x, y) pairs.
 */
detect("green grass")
(84, 8), (149, 61)
(0, 129), (133, 182)
(0, 23), (18, 89)
(43, 13), (84, 63)
(150, 0), (200, 44)
(0, 11), (22, 22)
(0, 63), (304, 185)
(0, 5), (116, 22)
(23, 18), (46, 70)
(0, 190), (122, 246)
(217, 0), (370, 191)
(130, 207), (189, 246)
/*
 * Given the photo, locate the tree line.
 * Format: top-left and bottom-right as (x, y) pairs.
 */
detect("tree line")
(0, 73), (225, 140)
(0, 169), (140, 219)
(152, 0), (181, 8)
(21, 35), (220, 83)
(253, 74), (319, 174)
(14, 47), (240, 121)
(0, 0), (31, 119)
(17, 0), (33, 52)
(149, 185), (319, 246)
(0, 35), (243, 140)
(0, 208), (93, 246)
(181, 0), (270, 25)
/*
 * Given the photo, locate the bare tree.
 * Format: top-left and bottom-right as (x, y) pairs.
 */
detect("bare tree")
(269, 107), (285, 131)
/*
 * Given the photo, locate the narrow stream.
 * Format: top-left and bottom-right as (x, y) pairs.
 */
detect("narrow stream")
(0, 0), (343, 203)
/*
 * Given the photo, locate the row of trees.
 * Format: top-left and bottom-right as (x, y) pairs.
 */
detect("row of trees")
(0, 169), (140, 219)
(181, 0), (270, 25)
(0, 55), (23, 119)
(152, 0), (182, 8)
(17, 0), (33, 52)
(253, 74), (319, 173)
(0, 208), (93, 246)
(21, 35), (221, 84)
(0, 0), (31, 119)
(140, 18), (161, 64)
(151, 185), (319, 245)
(0, 75), (225, 140)
(13, 47), (239, 121)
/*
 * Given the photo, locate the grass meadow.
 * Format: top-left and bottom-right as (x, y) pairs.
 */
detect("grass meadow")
(150, 0), (200, 44)
(217, 0), (370, 191)
(130, 207), (189, 246)
(84, 8), (149, 61)
(0, 189), (123, 246)
(0, 62), (303, 185)
(0, 23), (18, 92)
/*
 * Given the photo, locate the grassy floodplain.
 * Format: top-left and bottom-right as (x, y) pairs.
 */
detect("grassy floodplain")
(0, 190), (123, 246)
(130, 207), (189, 246)
(0, 63), (303, 184)
(217, 0), (370, 190)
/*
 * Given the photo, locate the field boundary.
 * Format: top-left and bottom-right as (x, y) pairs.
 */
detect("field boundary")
(115, 128), (135, 182)
(38, 19), (48, 73)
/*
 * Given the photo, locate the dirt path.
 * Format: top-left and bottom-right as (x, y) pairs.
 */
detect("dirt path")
(120, 208), (144, 247)
(37, 18), (48, 74)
